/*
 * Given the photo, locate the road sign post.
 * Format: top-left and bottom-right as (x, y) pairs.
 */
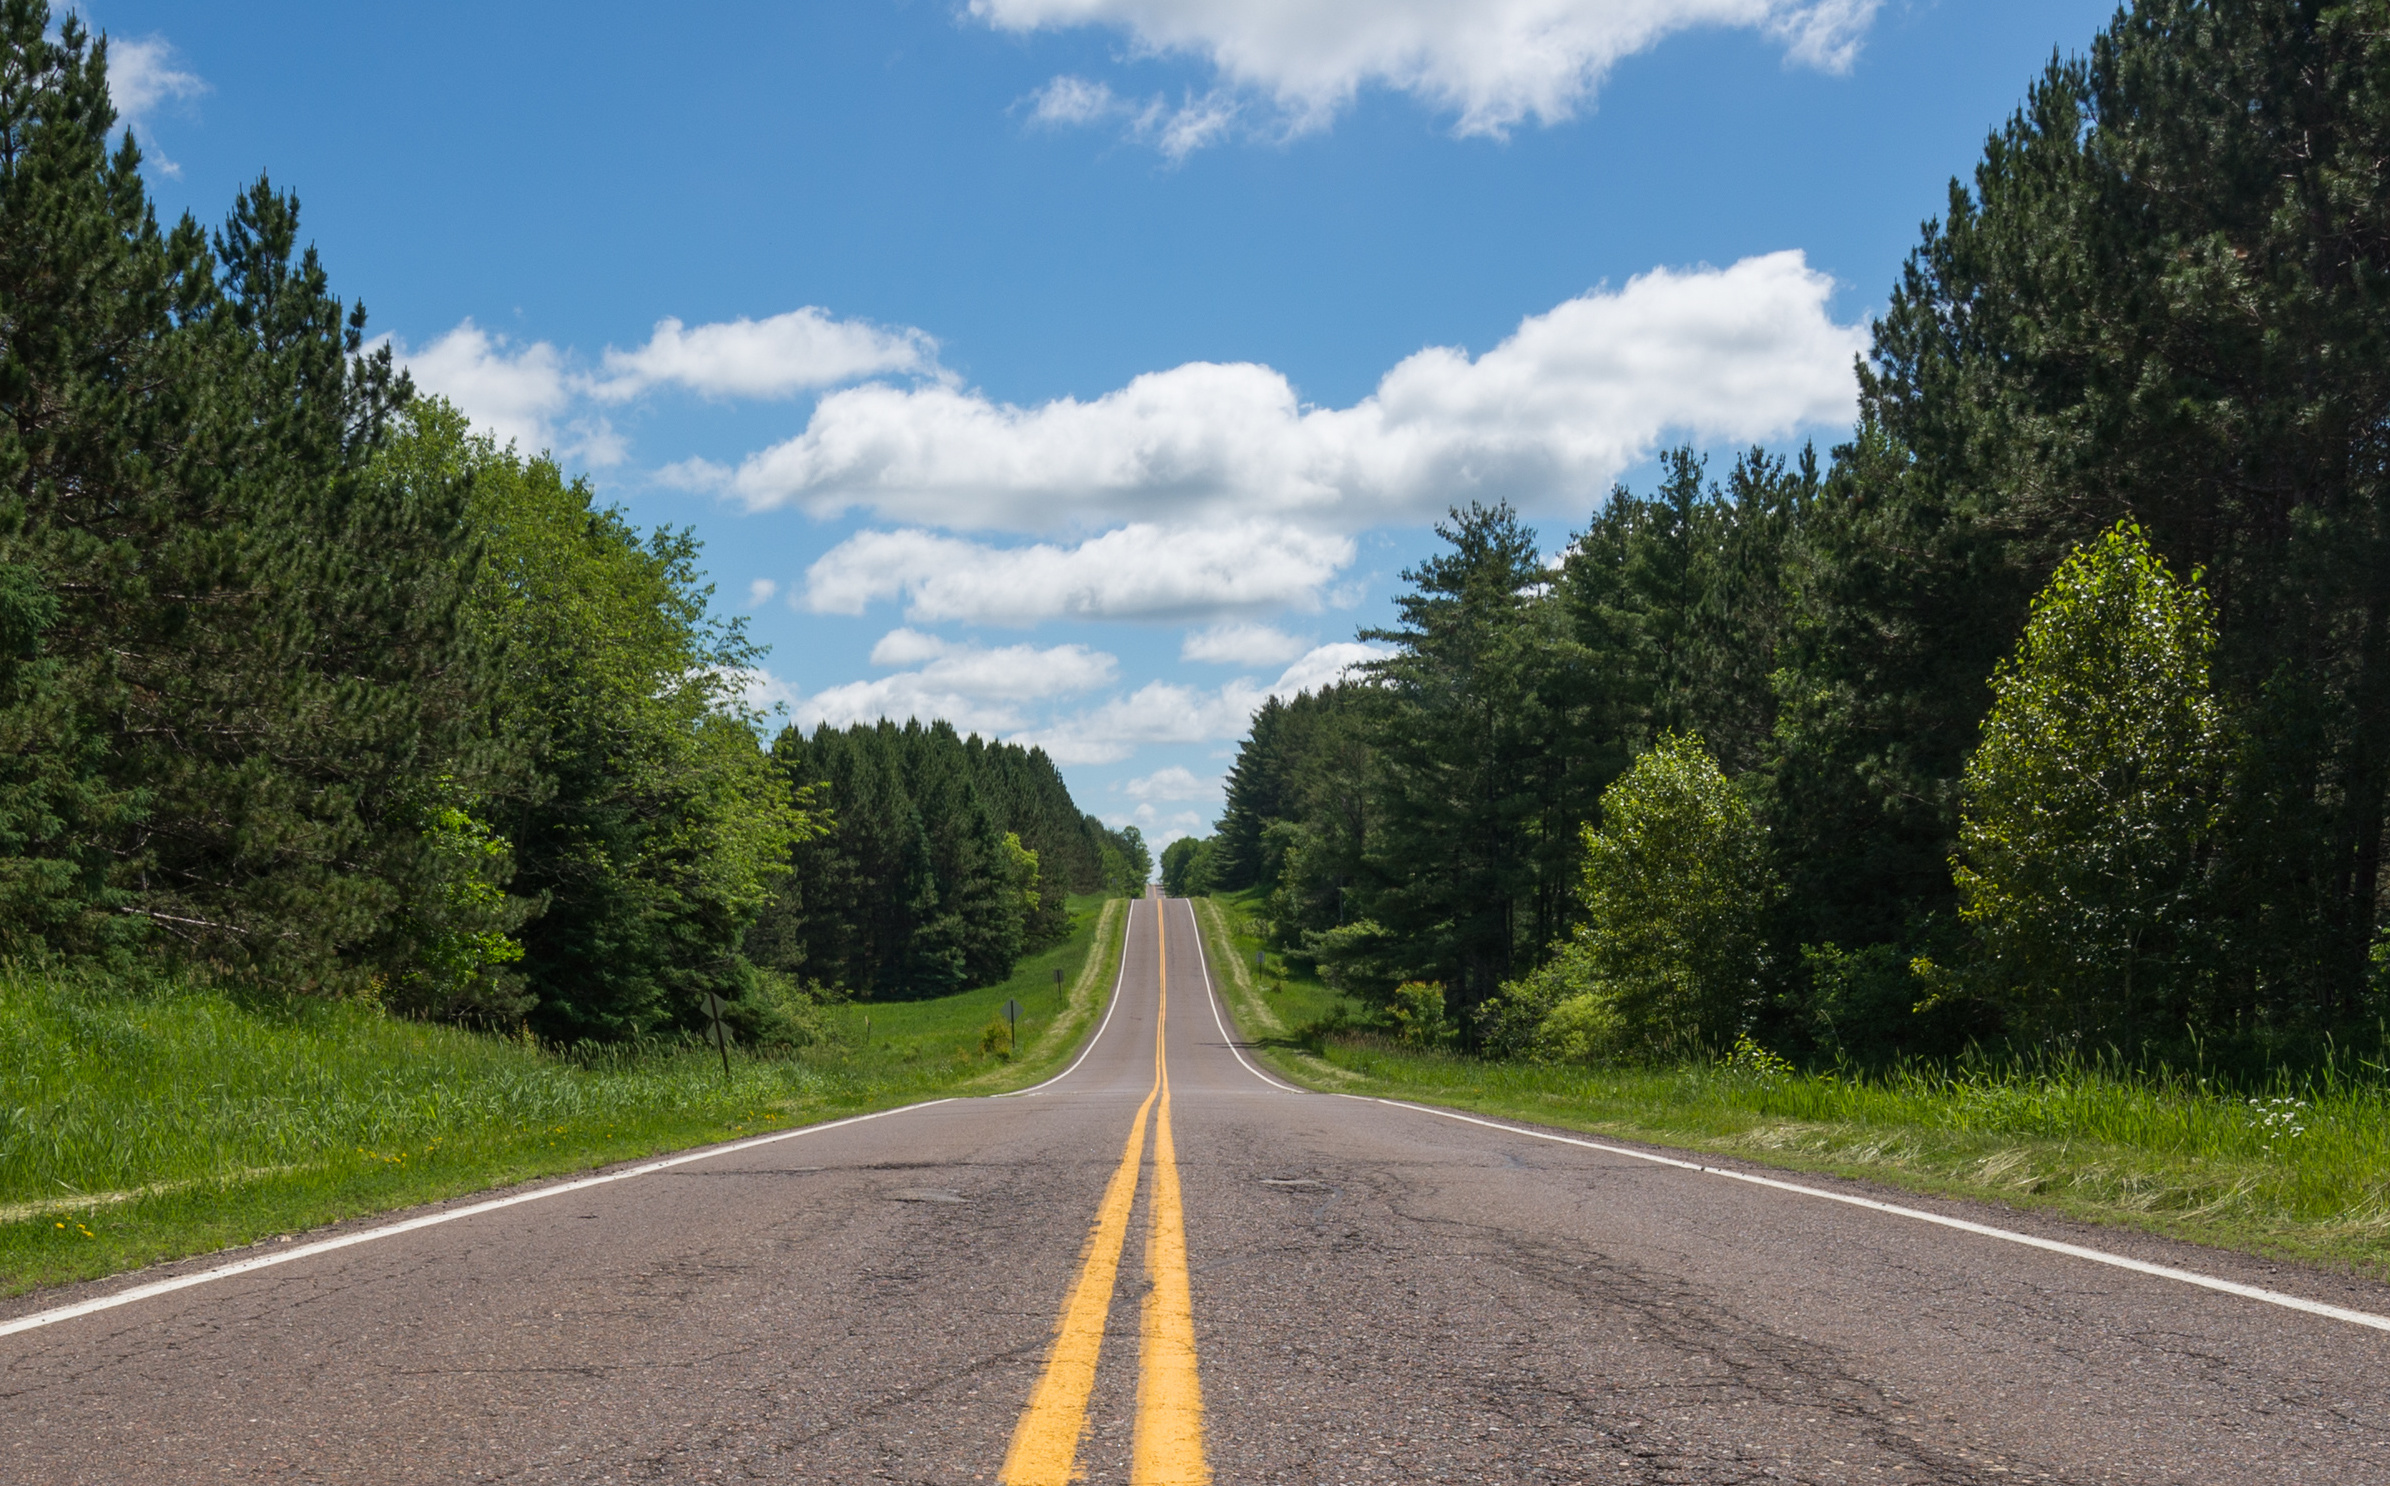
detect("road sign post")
(1003, 997), (1021, 1058)
(698, 990), (733, 1077)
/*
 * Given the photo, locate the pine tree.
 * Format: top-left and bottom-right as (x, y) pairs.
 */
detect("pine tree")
(0, 11), (488, 987)
(753, 719), (1116, 1000)
(1214, 696), (1292, 891)
(1357, 503), (1558, 1025)
(1828, 0), (2390, 1027)
(424, 416), (806, 1039)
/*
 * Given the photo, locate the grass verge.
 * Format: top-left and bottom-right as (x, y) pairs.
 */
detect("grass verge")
(1, 895), (1130, 1297)
(1192, 888), (2390, 1278)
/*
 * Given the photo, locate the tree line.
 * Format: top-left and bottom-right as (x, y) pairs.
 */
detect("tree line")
(0, 9), (1132, 1042)
(1171, 0), (2390, 1075)
(746, 719), (1149, 1001)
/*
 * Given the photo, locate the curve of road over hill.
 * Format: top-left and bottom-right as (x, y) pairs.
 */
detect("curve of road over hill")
(7, 893), (2390, 1483)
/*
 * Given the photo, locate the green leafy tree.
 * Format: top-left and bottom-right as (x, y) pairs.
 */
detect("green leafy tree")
(1100, 823), (1152, 897)
(1002, 831), (1047, 932)
(400, 406), (811, 1040)
(0, 13), (814, 1030)
(1159, 834), (1220, 897)
(963, 732), (1099, 921)
(1558, 733), (1779, 1059)
(1952, 523), (2225, 1052)
(383, 794), (529, 1021)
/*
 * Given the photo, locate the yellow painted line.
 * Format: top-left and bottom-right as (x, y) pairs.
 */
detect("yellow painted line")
(1000, 901), (1213, 1485)
(1000, 911), (1162, 1485)
(1135, 904), (1210, 1484)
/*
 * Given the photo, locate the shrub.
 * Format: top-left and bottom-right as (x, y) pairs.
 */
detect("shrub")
(1570, 733), (1779, 1058)
(1388, 981), (1452, 1047)
(978, 1016), (1012, 1057)
(1537, 990), (1625, 1065)
(1480, 942), (1600, 1061)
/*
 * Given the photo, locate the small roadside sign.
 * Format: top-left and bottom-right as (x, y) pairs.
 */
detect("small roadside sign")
(1003, 997), (1022, 1056)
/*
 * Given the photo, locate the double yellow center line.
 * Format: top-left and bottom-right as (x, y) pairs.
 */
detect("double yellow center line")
(1001, 902), (1210, 1485)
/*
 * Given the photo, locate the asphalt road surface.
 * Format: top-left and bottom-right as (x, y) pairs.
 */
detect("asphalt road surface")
(7, 895), (2390, 1483)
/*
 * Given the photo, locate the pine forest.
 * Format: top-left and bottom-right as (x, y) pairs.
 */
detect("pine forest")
(0, 8), (1146, 1050)
(1169, 2), (2390, 1083)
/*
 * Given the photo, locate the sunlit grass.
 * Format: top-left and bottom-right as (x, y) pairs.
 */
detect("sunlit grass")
(0, 895), (1122, 1294)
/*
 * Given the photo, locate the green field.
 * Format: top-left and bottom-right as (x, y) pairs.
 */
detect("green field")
(0, 896), (1127, 1295)
(1191, 890), (2390, 1278)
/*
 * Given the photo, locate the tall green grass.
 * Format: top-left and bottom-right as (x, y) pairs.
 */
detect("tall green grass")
(1, 895), (1122, 1293)
(3, 977), (753, 1208)
(1193, 890), (2390, 1274)
(825, 895), (1122, 1083)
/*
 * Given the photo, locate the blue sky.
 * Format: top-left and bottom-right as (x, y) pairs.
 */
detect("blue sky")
(91, 0), (2114, 844)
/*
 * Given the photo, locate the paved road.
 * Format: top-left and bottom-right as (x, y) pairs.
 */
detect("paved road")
(7, 895), (2390, 1483)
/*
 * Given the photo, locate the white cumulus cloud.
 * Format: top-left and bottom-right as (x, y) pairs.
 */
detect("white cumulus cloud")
(803, 521), (1356, 625)
(397, 320), (628, 466)
(1021, 641), (1386, 763)
(1181, 621), (1308, 666)
(1272, 640), (1388, 695)
(726, 666), (802, 717)
(1115, 803), (1214, 847)
(106, 34), (206, 120)
(758, 634), (1383, 764)
(864, 629), (1120, 698)
(793, 677), (1023, 738)
(975, 0), (1881, 144)
(99, 32), (206, 175)
(784, 631), (1120, 736)
(1028, 74), (1123, 125)
(1123, 765), (1214, 802)
(394, 305), (937, 466)
(707, 252), (1863, 534)
(594, 308), (941, 402)
(1017, 678), (1265, 763)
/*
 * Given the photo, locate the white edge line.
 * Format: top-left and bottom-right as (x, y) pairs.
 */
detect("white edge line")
(997, 898), (1137, 1098)
(1366, 1096), (2390, 1335)
(0, 1098), (958, 1341)
(9, 896), (1141, 1333)
(1184, 898), (1303, 1094)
